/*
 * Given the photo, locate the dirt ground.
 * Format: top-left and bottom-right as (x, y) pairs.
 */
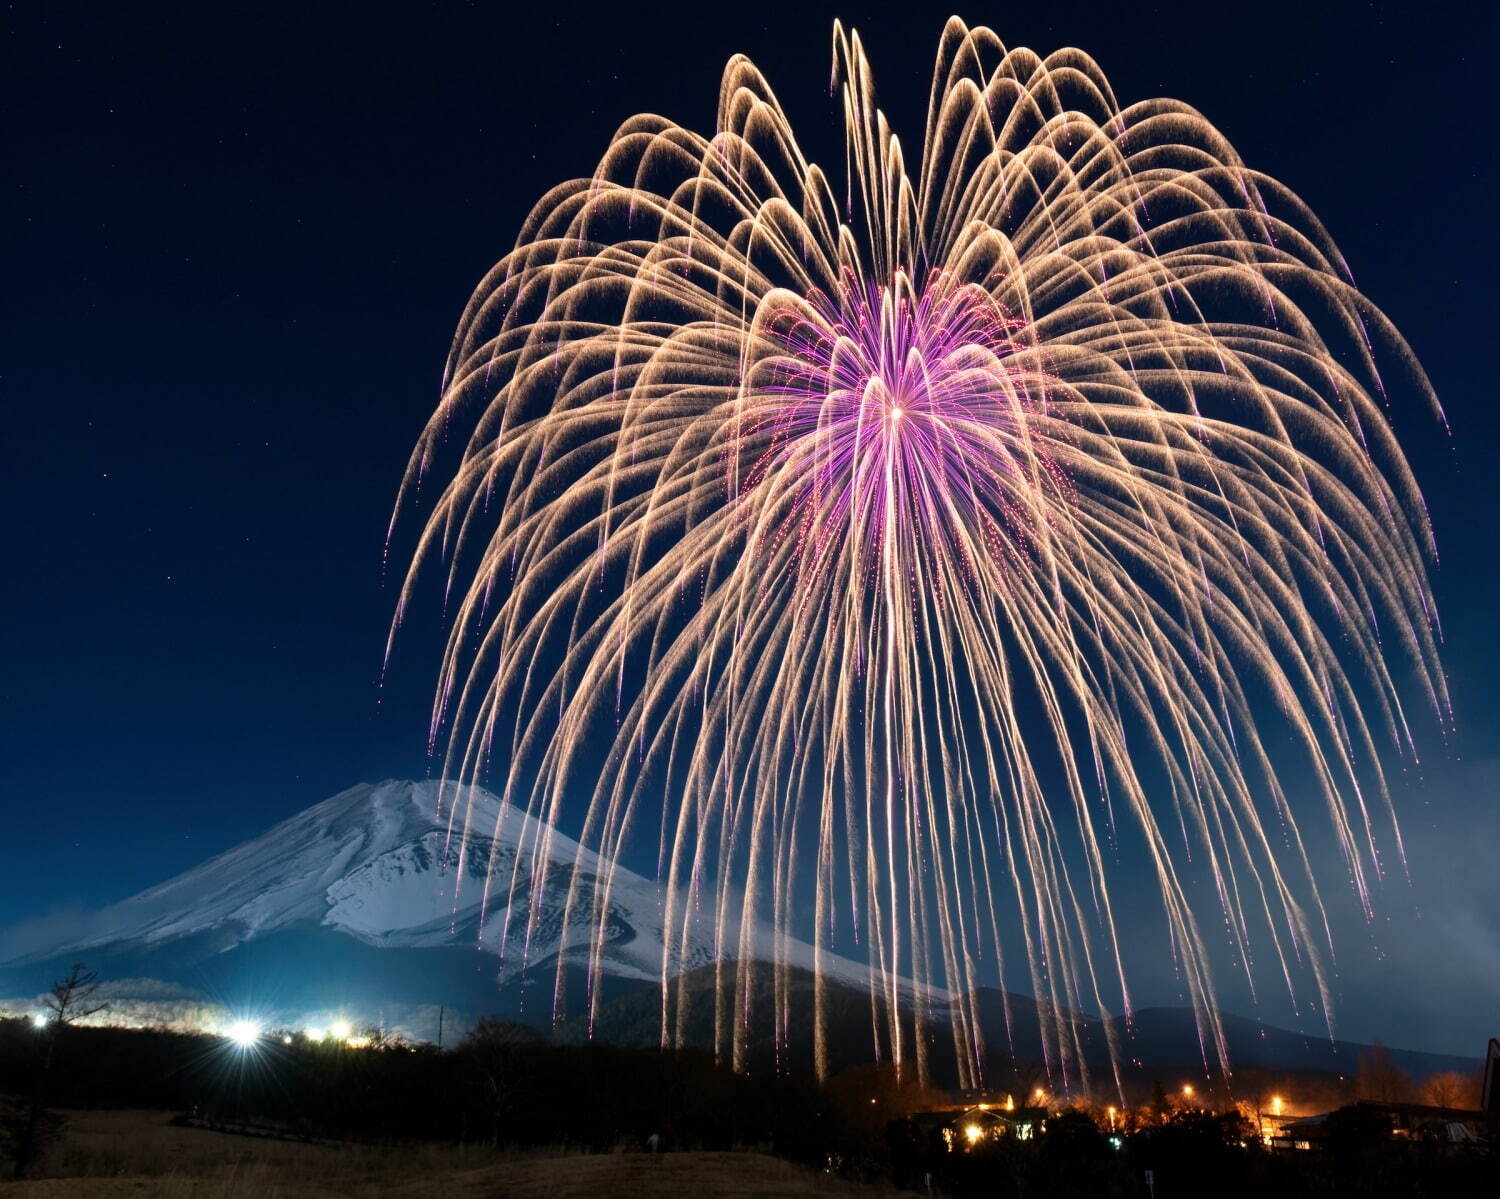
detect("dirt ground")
(3, 1109), (901, 1198)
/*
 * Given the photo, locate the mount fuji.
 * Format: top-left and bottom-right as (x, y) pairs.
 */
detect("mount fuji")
(0, 779), (878, 1043)
(0, 781), (1480, 1083)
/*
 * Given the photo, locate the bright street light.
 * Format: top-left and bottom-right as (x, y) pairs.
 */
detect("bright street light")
(227, 1019), (262, 1048)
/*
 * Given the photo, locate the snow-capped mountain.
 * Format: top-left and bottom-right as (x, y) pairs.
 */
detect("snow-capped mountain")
(0, 780), (1481, 1082)
(0, 780), (878, 1039)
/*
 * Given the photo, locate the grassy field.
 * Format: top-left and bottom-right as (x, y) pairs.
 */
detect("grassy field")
(5, 1109), (901, 1198)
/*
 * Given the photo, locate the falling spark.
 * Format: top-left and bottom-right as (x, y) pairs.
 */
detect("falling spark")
(392, 19), (1445, 1093)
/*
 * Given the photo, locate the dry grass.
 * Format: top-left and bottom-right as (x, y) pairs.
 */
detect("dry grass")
(3, 1109), (899, 1198)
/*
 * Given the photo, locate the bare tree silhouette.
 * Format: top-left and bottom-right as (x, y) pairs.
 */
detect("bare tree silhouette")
(5, 963), (108, 1177)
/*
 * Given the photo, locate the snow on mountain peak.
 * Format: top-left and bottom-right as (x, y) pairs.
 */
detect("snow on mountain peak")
(34, 781), (538, 950)
(8, 780), (886, 998)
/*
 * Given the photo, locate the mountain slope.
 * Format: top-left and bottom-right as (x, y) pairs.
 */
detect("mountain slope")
(0, 780), (1480, 1082)
(0, 779), (879, 1037)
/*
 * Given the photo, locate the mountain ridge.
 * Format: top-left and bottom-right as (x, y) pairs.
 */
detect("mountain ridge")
(0, 779), (881, 1036)
(0, 780), (1480, 1081)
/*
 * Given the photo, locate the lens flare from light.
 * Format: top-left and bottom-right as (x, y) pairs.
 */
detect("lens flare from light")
(227, 1019), (262, 1049)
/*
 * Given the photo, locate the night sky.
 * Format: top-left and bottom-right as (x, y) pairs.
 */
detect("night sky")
(5, 1), (1497, 1055)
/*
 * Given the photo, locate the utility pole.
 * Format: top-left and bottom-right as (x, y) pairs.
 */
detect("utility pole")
(437, 1005), (445, 1050)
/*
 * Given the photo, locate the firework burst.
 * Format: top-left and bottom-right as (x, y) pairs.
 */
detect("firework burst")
(392, 19), (1446, 1093)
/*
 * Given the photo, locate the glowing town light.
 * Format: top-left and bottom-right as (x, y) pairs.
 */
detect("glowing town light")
(964, 1124), (983, 1145)
(1032, 1088), (1046, 1103)
(1271, 1095), (1284, 1116)
(1004, 1096), (1015, 1112)
(1107, 1104), (1117, 1129)
(227, 1019), (262, 1048)
(1181, 1084), (1195, 1099)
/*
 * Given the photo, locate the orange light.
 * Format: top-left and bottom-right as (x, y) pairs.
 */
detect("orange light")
(964, 1124), (983, 1144)
(1271, 1095), (1284, 1116)
(1182, 1084), (1195, 1098)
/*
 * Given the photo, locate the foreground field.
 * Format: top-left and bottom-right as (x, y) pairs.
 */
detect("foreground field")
(6, 1109), (898, 1198)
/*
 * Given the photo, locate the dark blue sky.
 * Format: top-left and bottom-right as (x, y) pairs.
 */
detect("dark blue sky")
(4, 1), (1497, 1054)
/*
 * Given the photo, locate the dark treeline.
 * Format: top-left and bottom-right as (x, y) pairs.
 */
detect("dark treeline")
(1, 1015), (1495, 1197)
(0, 1016), (822, 1153)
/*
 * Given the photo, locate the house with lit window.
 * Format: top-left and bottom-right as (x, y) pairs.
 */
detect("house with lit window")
(1269, 1100), (1495, 1151)
(900, 1099), (1045, 1152)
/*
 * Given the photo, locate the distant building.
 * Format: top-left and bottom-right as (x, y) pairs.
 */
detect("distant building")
(1270, 1100), (1494, 1151)
(900, 1100), (1045, 1152)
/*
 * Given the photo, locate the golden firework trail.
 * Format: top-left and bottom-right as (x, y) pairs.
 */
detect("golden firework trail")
(391, 19), (1446, 1093)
